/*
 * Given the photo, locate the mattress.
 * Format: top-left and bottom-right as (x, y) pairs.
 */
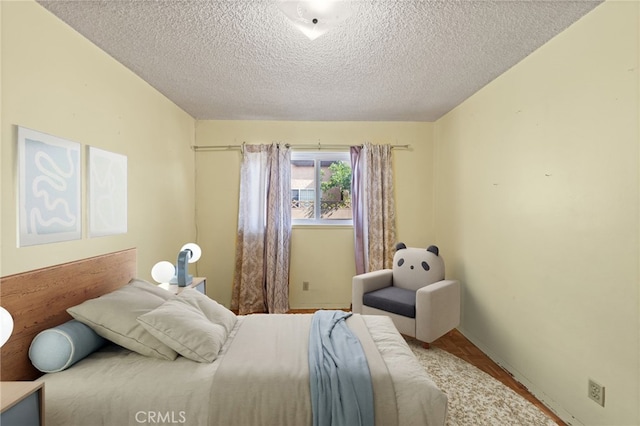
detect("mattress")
(40, 314), (447, 426)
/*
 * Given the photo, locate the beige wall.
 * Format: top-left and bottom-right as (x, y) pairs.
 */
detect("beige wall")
(1, 1), (196, 279)
(4, 1), (638, 424)
(194, 120), (436, 308)
(434, 2), (639, 424)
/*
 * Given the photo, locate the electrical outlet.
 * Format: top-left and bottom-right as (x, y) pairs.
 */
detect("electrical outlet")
(302, 281), (310, 291)
(588, 379), (605, 407)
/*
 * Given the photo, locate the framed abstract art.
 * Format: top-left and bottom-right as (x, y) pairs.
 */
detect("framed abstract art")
(17, 126), (82, 246)
(87, 146), (127, 237)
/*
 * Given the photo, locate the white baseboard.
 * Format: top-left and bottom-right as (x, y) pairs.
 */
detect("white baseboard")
(457, 326), (583, 426)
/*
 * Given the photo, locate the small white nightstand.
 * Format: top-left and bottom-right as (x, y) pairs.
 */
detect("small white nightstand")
(0, 381), (45, 426)
(168, 277), (207, 295)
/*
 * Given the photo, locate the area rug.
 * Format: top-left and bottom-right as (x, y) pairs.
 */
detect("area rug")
(406, 339), (558, 426)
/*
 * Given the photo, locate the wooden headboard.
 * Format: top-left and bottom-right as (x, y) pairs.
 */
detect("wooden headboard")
(0, 248), (137, 381)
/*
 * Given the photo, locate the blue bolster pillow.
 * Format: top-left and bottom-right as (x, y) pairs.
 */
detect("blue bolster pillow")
(29, 319), (106, 373)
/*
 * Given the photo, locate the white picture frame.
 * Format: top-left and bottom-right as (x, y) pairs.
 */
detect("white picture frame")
(88, 146), (127, 237)
(17, 126), (82, 246)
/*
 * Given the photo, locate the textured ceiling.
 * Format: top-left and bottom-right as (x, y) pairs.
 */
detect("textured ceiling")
(37, 0), (602, 121)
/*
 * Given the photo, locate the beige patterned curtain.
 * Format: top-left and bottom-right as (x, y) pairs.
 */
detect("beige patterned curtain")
(351, 143), (396, 273)
(231, 144), (291, 314)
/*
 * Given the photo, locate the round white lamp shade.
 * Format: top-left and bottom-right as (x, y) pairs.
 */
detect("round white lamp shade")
(181, 243), (201, 263)
(151, 261), (176, 283)
(0, 307), (14, 348)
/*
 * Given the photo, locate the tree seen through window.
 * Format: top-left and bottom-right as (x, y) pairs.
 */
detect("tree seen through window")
(291, 152), (352, 224)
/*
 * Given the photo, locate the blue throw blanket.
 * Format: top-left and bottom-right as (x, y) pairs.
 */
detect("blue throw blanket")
(309, 310), (374, 426)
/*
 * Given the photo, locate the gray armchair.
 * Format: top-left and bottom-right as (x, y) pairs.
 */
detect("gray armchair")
(352, 243), (460, 347)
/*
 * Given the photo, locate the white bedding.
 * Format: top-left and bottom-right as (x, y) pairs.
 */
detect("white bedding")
(40, 314), (447, 426)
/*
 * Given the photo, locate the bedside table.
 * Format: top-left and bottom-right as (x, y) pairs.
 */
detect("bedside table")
(169, 277), (207, 295)
(0, 381), (45, 426)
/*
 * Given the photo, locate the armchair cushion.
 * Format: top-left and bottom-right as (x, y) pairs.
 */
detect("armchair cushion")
(363, 286), (416, 318)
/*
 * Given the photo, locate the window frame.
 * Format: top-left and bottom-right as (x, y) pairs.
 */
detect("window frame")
(291, 151), (353, 227)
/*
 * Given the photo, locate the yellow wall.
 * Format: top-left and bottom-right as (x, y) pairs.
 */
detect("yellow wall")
(3, 1), (638, 424)
(194, 120), (435, 308)
(434, 2), (639, 424)
(1, 1), (196, 278)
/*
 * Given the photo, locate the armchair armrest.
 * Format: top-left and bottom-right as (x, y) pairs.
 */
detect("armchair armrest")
(415, 280), (460, 343)
(352, 269), (393, 313)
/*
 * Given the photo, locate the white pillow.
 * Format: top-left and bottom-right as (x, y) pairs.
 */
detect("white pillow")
(137, 300), (228, 363)
(176, 288), (237, 333)
(129, 278), (175, 300)
(67, 282), (178, 360)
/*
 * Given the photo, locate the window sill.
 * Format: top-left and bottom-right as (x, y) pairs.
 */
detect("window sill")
(292, 223), (354, 229)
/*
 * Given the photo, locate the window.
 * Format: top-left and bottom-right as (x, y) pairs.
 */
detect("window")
(291, 151), (352, 225)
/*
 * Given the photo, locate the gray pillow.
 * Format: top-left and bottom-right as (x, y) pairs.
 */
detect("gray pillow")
(67, 282), (178, 360)
(29, 319), (106, 373)
(176, 288), (237, 333)
(137, 299), (228, 363)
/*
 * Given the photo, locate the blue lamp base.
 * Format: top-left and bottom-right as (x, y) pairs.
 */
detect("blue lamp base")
(170, 249), (194, 287)
(169, 274), (193, 287)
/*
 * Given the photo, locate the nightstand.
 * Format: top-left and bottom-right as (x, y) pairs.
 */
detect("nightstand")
(169, 277), (207, 295)
(0, 381), (45, 426)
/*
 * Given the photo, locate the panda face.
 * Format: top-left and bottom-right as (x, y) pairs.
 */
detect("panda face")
(392, 244), (445, 289)
(396, 258), (430, 271)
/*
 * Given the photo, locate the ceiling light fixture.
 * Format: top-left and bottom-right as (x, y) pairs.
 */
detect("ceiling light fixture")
(277, 0), (352, 40)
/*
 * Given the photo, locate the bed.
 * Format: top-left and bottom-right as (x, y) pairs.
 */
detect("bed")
(0, 249), (447, 426)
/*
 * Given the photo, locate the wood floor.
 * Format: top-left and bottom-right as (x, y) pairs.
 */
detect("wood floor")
(289, 309), (564, 425)
(431, 329), (565, 425)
